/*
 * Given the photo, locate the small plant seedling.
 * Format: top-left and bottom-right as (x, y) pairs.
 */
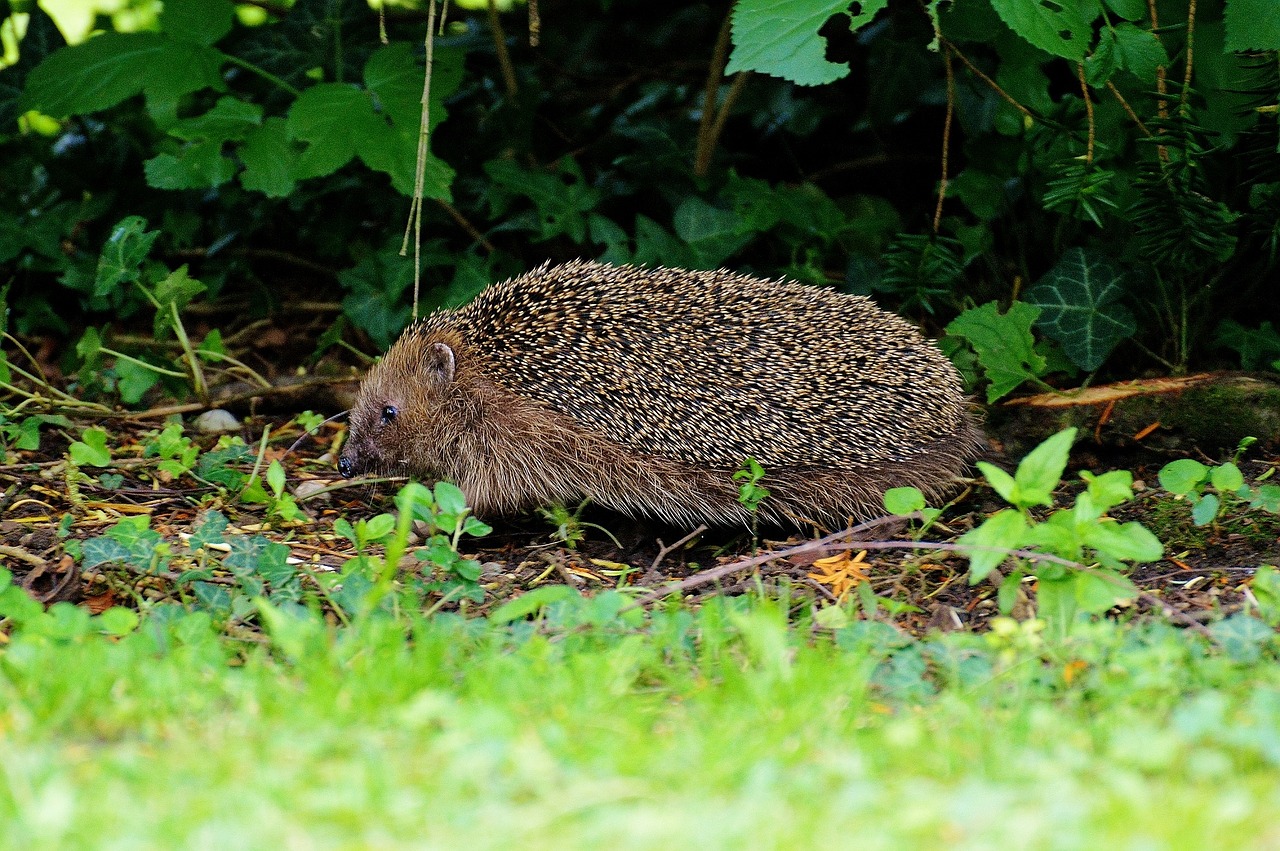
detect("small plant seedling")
(957, 428), (1162, 639)
(734, 458), (770, 513)
(539, 500), (622, 549)
(1158, 437), (1280, 526)
(241, 459), (306, 523)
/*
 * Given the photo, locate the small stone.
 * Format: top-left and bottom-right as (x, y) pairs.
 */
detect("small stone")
(193, 409), (241, 434)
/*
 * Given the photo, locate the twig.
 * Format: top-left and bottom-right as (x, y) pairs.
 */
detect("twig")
(647, 524), (708, 578)
(0, 544), (46, 568)
(694, 12), (735, 177)
(434, 198), (497, 253)
(487, 0), (518, 97)
(934, 44), (955, 233)
(1078, 61), (1095, 164)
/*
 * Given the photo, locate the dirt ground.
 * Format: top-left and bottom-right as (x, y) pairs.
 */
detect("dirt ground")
(3, 373), (1278, 634)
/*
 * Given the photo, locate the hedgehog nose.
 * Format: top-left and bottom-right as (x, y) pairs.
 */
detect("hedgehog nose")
(338, 455), (354, 478)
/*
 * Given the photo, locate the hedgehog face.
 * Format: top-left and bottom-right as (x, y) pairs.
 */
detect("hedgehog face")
(338, 337), (458, 480)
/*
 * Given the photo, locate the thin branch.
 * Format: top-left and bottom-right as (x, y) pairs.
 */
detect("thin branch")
(934, 45), (956, 233)
(1078, 61), (1095, 164)
(694, 12), (735, 177)
(487, 0), (518, 97)
(1106, 81), (1153, 137)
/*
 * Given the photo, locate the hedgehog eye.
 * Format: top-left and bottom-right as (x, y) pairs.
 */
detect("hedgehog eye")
(380, 405), (398, 425)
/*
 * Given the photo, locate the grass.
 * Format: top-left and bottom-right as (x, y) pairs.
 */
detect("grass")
(3, 594), (1280, 849)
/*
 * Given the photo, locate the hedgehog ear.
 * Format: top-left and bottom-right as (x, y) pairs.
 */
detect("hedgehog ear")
(426, 341), (457, 385)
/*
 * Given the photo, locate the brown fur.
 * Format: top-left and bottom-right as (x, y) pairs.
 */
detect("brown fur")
(339, 261), (985, 527)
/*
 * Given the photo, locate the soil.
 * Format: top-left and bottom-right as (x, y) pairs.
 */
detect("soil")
(2, 371), (1279, 634)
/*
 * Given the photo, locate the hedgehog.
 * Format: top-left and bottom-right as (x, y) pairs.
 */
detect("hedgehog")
(337, 260), (983, 527)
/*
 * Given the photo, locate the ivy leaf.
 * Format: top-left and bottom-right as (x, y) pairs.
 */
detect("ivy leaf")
(1224, 0), (1280, 51)
(945, 301), (1047, 402)
(989, 0), (1095, 61)
(1024, 248), (1136, 372)
(727, 0), (889, 86)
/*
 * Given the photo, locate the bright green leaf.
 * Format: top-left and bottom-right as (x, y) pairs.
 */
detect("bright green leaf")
(977, 462), (1018, 505)
(1082, 521), (1163, 562)
(1211, 462), (1245, 492)
(489, 585), (579, 624)
(989, 0), (1095, 61)
(945, 301), (1047, 402)
(1013, 428), (1077, 508)
(959, 509), (1027, 584)
(1159, 459), (1209, 495)
(1191, 493), (1221, 527)
(69, 427), (111, 467)
(726, 0), (889, 86)
(883, 486), (926, 515)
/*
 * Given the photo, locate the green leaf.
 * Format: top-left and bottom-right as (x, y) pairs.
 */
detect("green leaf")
(152, 266), (206, 339)
(1251, 565), (1280, 625)
(1013, 428), (1077, 509)
(1210, 462), (1245, 492)
(945, 301), (1047, 402)
(484, 159), (600, 242)
(673, 197), (753, 268)
(976, 462), (1018, 505)
(1036, 575), (1078, 640)
(190, 510), (229, 551)
(115, 358), (161, 405)
(1024, 248), (1135, 372)
(288, 83), (383, 179)
(1112, 22), (1168, 84)
(1103, 0), (1147, 19)
(239, 117), (298, 197)
(489, 585), (579, 624)
(80, 536), (132, 569)
(959, 509), (1027, 584)
(433, 481), (468, 517)
(1209, 613), (1273, 664)
(160, 0), (236, 46)
(1073, 568), (1138, 615)
(21, 32), (226, 122)
(1080, 469), (1135, 514)
(96, 606), (140, 636)
(1191, 493), (1221, 527)
(726, 0), (889, 86)
(94, 216), (158, 298)
(1224, 0), (1280, 51)
(145, 140), (237, 190)
(1159, 459), (1210, 496)
(1082, 521), (1163, 562)
(69, 427), (111, 467)
(989, 0), (1095, 61)
(1214, 320), (1280, 372)
(266, 460), (286, 499)
(883, 486), (926, 515)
